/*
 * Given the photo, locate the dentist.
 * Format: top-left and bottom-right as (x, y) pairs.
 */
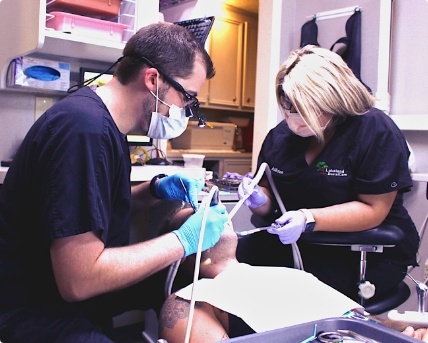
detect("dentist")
(0, 22), (227, 342)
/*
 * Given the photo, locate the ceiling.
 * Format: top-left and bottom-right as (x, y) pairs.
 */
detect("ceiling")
(225, 0), (259, 14)
(159, 0), (259, 14)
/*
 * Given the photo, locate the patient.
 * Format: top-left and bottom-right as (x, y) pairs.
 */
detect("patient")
(152, 199), (428, 343)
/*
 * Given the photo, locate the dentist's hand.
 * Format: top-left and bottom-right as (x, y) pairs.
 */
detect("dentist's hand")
(267, 211), (306, 244)
(156, 174), (205, 210)
(237, 173), (267, 208)
(173, 207), (228, 257)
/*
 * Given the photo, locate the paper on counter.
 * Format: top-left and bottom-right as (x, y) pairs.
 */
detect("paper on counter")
(176, 263), (361, 333)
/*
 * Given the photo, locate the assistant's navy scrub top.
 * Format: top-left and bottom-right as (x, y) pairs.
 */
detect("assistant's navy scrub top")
(257, 108), (419, 265)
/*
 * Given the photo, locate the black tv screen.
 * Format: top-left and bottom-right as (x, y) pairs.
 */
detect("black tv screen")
(79, 67), (153, 147)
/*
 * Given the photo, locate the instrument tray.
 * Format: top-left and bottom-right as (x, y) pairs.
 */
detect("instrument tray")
(226, 317), (419, 342)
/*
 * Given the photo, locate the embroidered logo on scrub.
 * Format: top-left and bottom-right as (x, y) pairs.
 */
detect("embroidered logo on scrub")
(316, 161), (348, 177)
(271, 167), (284, 174)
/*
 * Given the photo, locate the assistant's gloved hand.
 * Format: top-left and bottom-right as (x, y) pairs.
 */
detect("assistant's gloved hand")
(267, 210), (306, 244)
(156, 174), (205, 210)
(173, 207), (228, 257)
(237, 173), (267, 208)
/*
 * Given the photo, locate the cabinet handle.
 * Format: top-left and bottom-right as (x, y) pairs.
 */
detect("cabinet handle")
(246, 97), (251, 103)
(233, 97), (237, 102)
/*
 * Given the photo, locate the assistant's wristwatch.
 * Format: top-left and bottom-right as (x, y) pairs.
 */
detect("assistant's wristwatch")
(299, 208), (316, 232)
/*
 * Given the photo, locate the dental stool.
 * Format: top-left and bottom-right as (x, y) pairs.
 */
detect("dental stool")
(299, 224), (411, 315)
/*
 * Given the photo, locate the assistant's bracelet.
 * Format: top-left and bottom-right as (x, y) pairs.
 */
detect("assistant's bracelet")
(149, 173), (167, 199)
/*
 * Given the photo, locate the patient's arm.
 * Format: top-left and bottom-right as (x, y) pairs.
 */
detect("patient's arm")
(159, 294), (230, 343)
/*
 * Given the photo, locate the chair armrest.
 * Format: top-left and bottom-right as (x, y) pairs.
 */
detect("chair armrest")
(299, 224), (405, 246)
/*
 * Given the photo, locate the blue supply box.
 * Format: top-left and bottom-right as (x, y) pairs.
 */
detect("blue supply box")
(7, 56), (70, 91)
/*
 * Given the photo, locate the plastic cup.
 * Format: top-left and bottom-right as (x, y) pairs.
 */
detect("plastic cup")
(182, 154), (205, 168)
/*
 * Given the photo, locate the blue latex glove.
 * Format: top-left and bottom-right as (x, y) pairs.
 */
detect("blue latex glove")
(237, 173), (267, 208)
(156, 174), (205, 210)
(173, 207), (228, 257)
(267, 211), (306, 244)
(209, 202), (227, 215)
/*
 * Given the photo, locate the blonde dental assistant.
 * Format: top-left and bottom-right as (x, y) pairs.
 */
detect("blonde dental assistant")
(0, 22), (228, 343)
(237, 45), (419, 302)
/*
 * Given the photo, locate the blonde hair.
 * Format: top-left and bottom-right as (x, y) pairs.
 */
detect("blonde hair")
(276, 45), (375, 142)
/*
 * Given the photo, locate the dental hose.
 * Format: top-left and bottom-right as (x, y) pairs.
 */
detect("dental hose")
(163, 186), (220, 343)
(166, 164), (304, 342)
(183, 186), (219, 343)
(229, 162), (304, 270)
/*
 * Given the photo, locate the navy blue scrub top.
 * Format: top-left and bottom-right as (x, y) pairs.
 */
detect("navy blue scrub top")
(257, 108), (419, 265)
(0, 87), (131, 306)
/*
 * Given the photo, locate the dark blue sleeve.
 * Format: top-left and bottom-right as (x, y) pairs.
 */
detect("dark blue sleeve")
(352, 109), (412, 195)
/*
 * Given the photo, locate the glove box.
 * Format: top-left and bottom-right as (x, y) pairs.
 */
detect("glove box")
(171, 121), (236, 150)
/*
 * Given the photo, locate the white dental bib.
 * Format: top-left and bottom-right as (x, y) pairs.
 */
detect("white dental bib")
(176, 263), (361, 333)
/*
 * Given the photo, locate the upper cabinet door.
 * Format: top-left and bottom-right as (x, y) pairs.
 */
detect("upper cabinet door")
(207, 17), (244, 108)
(242, 21), (258, 109)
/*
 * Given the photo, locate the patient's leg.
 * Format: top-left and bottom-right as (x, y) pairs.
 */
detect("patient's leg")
(159, 294), (229, 343)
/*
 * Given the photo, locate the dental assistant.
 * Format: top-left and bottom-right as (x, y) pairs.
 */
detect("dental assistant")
(238, 45), (419, 302)
(0, 22), (228, 342)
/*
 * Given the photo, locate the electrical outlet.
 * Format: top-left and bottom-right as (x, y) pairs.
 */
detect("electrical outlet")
(424, 258), (428, 280)
(35, 96), (55, 121)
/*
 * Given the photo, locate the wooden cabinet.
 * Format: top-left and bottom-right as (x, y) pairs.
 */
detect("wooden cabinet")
(242, 21), (258, 109)
(199, 8), (258, 111)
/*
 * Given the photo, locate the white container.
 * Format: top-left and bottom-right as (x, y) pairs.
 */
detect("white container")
(183, 154), (205, 168)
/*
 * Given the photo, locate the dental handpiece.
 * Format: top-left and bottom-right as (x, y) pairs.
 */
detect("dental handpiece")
(179, 178), (198, 213)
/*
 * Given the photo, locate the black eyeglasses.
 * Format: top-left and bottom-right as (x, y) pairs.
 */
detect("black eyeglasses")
(278, 88), (293, 111)
(283, 96), (293, 111)
(134, 55), (206, 127)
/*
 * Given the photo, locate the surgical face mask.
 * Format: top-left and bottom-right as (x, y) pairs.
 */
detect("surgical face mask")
(287, 113), (315, 137)
(147, 90), (189, 139)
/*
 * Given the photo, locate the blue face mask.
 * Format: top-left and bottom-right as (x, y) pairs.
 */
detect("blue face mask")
(147, 90), (188, 139)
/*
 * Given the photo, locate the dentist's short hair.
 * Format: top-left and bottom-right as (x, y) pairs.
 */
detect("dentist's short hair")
(115, 22), (215, 85)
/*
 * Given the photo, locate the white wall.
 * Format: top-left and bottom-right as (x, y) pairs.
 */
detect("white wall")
(0, 92), (46, 160)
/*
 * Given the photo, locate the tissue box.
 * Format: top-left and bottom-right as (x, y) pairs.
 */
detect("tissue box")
(7, 56), (70, 92)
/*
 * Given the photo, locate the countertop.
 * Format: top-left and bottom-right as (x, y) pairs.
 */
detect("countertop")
(167, 149), (252, 159)
(0, 165), (238, 201)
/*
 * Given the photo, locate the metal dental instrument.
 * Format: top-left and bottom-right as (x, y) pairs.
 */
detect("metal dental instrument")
(179, 177), (198, 213)
(236, 223), (283, 237)
(317, 329), (380, 343)
(407, 273), (428, 313)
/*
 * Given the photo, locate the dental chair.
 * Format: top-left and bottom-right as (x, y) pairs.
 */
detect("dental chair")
(231, 195), (410, 316)
(298, 223), (411, 315)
